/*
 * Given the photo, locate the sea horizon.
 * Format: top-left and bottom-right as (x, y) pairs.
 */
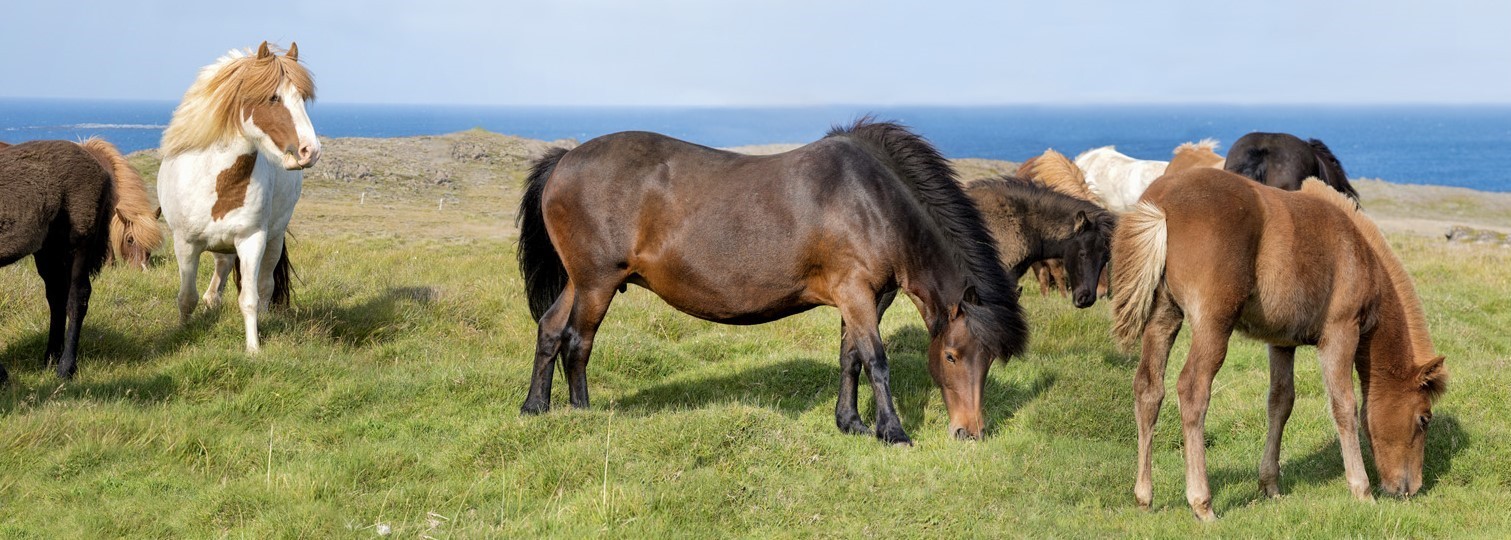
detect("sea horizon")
(3, 98), (1509, 192)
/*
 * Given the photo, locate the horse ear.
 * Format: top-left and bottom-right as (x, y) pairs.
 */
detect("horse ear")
(962, 285), (980, 306)
(1074, 210), (1090, 233)
(257, 41), (273, 59)
(1418, 356), (1448, 399)
(286, 42), (299, 61)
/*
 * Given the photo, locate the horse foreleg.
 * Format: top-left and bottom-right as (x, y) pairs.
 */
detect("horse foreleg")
(202, 253), (236, 310)
(522, 282), (575, 415)
(1318, 327), (1371, 501)
(1259, 345), (1297, 498)
(834, 317), (870, 436)
(562, 285), (616, 409)
(234, 235), (268, 353)
(172, 236), (204, 324)
(1177, 322), (1232, 522)
(1134, 293), (1182, 510)
(56, 247), (96, 379)
(838, 293), (910, 445)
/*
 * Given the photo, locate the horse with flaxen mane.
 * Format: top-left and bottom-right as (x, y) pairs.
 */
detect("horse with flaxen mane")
(1074, 146), (1168, 213)
(1111, 168), (1447, 521)
(965, 176), (1114, 309)
(157, 42), (319, 353)
(0, 139), (125, 382)
(517, 119), (1028, 444)
(0, 141), (160, 269)
(1225, 132), (1359, 201)
(1016, 149), (1106, 298)
(1163, 139), (1225, 176)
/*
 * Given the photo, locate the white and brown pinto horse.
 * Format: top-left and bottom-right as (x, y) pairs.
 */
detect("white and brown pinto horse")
(157, 42), (319, 352)
(1111, 169), (1447, 521)
(1074, 146), (1167, 213)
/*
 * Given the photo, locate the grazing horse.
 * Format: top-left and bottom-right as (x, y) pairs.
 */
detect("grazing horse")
(157, 42), (319, 352)
(0, 139), (123, 382)
(0, 141), (159, 269)
(517, 119), (1028, 444)
(1017, 149), (1108, 299)
(1225, 132), (1359, 201)
(1163, 139), (1225, 176)
(1074, 146), (1168, 213)
(1111, 168), (1447, 521)
(965, 176), (1114, 309)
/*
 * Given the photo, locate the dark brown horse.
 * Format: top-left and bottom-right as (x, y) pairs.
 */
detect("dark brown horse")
(965, 176), (1115, 308)
(1111, 168), (1446, 520)
(0, 139), (120, 382)
(1225, 132), (1359, 201)
(517, 119), (1028, 444)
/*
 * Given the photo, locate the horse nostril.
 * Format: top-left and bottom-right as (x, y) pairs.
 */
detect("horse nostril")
(299, 145), (313, 159)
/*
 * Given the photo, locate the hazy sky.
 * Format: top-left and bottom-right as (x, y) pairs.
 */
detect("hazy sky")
(2, 1), (1507, 106)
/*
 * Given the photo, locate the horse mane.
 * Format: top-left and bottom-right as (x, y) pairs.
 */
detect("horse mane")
(827, 118), (1027, 359)
(968, 176), (1116, 268)
(161, 44), (316, 157)
(76, 138), (163, 263)
(1299, 179), (1436, 372)
(1306, 138), (1360, 202)
(1173, 138), (1220, 155)
(1020, 149), (1099, 204)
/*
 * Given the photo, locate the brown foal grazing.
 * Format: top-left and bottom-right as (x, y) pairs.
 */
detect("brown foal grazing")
(1111, 168), (1447, 521)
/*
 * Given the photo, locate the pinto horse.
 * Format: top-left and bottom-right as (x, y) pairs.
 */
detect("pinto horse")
(517, 120), (1028, 444)
(1225, 132), (1359, 201)
(0, 139), (125, 381)
(157, 42), (319, 352)
(1074, 146), (1168, 213)
(1111, 168), (1447, 521)
(965, 176), (1114, 308)
(0, 141), (159, 269)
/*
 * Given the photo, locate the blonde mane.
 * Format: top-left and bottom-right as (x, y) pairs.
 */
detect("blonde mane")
(1173, 138), (1220, 155)
(1299, 179), (1436, 363)
(1020, 148), (1100, 205)
(161, 44), (316, 157)
(76, 138), (163, 263)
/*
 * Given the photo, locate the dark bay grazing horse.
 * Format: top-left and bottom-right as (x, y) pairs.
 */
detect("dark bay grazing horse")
(0, 139), (121, 382)
(1225, 132), (1359, 201)
(1111, 168), (1447, 521)
(517, 119), (1028, 444)
(964, 176), (1115, 308)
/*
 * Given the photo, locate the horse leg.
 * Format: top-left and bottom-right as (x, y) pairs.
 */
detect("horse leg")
(522, 281), (575, 415)
(1317, 327), (1371, 500)
(1031, 262), (1051, 296)
(172, 235), (204, 324)
(1134, 293), (1182, 509)
(1259, 345), (1297, 498)
(838, 291), (910, 445)
(233, 234), (268, 353)
(1050, 260), (1069, 297)
(202, 253), (236, 310)
(255, 235), (285, 313)
(562, 284), (617, 409)
(56, 247), (96, 379)
(1177, 321), (1233, 522)
(34, 246), (69, 363)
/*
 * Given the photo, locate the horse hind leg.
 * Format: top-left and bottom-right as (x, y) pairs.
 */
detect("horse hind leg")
(521, 281), (576, 415)
(1176, 320), (1235, 522)
(560, 283), (619, 409)
(55, 246), (98, 379)
(1259, 345), (1297, 498)
(34, 246), (70, 364)
(202, 253), (236, 310)
(1134, 292), (1182, 510)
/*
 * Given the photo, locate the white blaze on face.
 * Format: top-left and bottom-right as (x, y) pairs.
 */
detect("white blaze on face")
(283, 84), (321, 168)
(242, 83), (320, 171)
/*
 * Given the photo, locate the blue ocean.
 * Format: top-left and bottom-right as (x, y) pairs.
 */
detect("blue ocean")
(2, 99), (1508, 192)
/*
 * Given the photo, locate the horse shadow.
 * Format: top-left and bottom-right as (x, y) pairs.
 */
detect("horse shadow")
(272, 285), (439, 346)
(1206, 413), (1468, 510)
(615, 325), (1055, 436)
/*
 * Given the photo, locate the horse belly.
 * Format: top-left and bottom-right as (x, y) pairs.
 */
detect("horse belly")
(629, 269), (819, 325)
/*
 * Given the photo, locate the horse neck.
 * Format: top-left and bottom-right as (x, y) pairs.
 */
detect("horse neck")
(1361, 255), (1435, 397)
(901, 236), (970, 330)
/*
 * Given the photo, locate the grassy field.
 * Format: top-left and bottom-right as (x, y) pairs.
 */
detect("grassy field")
(2, 134), (1509, 536)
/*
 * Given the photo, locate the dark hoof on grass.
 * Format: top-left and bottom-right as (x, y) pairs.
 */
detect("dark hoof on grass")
(837, 417), (872, 435)
(877, 426), (912, 446)
(520, 400), (550, 416)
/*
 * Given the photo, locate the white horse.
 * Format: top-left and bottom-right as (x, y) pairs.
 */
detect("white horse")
(157, 42), (320, 352)
(1074, 146), (1168, 213)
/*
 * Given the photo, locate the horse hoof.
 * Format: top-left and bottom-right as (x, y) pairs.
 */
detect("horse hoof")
(1190, 502), (1217, 522)
(837, 418), (872, 435)
(877, 427), (912, 446)
(520, 401), (550, 416)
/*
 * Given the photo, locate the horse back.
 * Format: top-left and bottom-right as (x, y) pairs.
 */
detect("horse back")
(0, 140), (113, 266)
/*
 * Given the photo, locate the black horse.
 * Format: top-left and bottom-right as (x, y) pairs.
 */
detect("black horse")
(965, 176), (1116, 309)
(516, 119), (1028, 443)
(1225, 132), (1359, 201)
(0, 139), (119, 382)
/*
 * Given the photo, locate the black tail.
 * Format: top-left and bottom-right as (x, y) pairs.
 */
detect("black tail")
(232, 236), (296, 309)
(1307, 138), (1360, 203)
(518, 147), (571, 321)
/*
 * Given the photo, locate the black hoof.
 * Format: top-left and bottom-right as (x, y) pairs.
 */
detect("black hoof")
(877, 426), (912, 446)
(520, 400), (550, 416)
(837, 417), (872, 435)
(56, 364), (76, 380)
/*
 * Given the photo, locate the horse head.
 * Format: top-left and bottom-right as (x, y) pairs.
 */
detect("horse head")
(242, 42), (320, 170)
(1063, 209), (1114, 308)
(1366, 355), (1448, 497)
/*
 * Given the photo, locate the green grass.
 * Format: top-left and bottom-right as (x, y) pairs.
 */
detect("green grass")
(1, 234), (1508, 537)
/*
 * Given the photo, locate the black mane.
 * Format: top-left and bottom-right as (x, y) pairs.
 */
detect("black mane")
(827, 118), (1028, 359)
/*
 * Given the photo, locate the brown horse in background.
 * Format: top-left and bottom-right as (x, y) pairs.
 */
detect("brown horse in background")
(0, 139), (120, 382)
(517, 119), (1028, 444)
(1017, 149), (1106, 298)
(0, 140), (161, 269)
(1163, 139), (1224, 176)
(965, 176), (1114, 309)
(1111, 168), (1447, 520)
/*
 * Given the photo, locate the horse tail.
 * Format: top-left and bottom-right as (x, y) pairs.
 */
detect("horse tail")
(74, 138), (126, 275)
(518, 147), (571, 322)
(77, 137), (163, 268)
(231, 234), (296, 309)
(1110, 201), (1168, 349)
(1306, 138), (1359, 203)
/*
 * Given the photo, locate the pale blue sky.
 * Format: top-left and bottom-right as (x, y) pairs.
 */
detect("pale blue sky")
(2, 0), (1507, 106)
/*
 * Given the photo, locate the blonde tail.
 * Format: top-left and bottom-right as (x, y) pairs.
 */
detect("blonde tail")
(1110, 201), (1168, 349)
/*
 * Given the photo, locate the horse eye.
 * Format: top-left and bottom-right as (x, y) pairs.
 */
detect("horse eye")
(945, 352), (957, 364)
(1418, 414), (1432, 430)
(270, 95), (281, 103)
(126, 237), (135, 244)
